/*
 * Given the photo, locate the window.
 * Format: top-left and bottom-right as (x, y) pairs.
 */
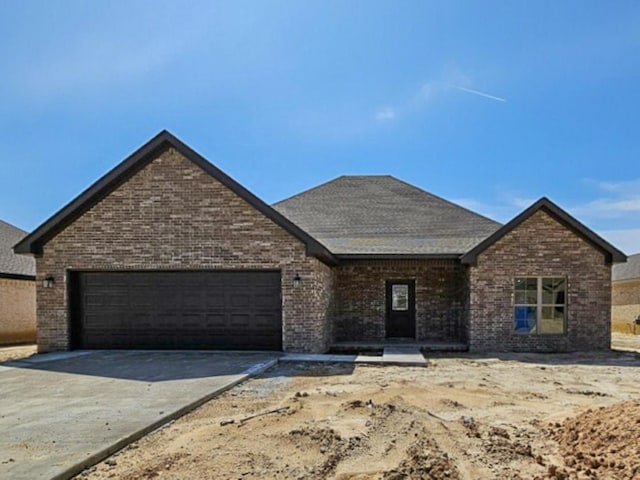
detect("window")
(514, 277), (566, 334)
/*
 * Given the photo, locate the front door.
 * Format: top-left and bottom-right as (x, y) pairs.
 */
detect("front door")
(385, 280), (416, 338)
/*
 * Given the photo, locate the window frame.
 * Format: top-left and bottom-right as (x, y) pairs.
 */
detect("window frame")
(513, 276), (567, 336)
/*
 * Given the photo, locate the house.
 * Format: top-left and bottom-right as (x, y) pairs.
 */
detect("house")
(612, 253), (640, 333)
(0, 219), (36, 345)
(14, 131), (626, 353)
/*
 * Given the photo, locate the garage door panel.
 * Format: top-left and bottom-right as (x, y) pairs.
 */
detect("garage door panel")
(85, 276), (126, 287)
(206, 294), (225, 308)
(83, 313), (123, 329)
(183, 292), (205, 308)
(154, 313), (176, 328)
(254, 314), (280, 328)
(106, 295), (129, 307)
(85, 291), (129, 305)
(129, 289), (155, 306)
(157, 289), (182, 309)
(226, 274), (249, 286)
(72, 271), (282, 350)
(181, 313), (207, 329)
(255, 294), (278, 308)
(84, 294), (112, 308)
(230, 294), (251, 308)
(229, 313), (251, 327)
(206, 313), (227, 328)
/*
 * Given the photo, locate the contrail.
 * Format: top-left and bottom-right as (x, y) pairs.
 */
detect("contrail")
(452, 85), (507, 103)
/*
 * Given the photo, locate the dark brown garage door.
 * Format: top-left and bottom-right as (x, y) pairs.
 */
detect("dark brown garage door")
(70, 271), (282, 350)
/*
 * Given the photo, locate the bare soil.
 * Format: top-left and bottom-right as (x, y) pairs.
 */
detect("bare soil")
(611, 332), (640, 353)
(0, 344), (36, 363)
(77, 349), (640, 480)
(547, 400), (640, 479)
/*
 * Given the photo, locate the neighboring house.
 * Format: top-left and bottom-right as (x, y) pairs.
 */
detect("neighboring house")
(14, 131), (626, 353)
(612, 253), (640, 333)
(0, 219), (36, 345)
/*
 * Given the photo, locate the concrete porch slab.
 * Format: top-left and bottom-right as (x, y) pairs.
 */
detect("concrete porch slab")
(282, 353), (358, 363)
(331, 341), (467, 352)
(282, 347), (428, 366)
(382, 346), (427, 366)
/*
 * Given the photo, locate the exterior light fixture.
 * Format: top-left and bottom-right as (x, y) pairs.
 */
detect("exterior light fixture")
(43, 275), (55, 288)
(293, 273), (301, 288)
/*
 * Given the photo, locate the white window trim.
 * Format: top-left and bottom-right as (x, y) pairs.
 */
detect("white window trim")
(514, 276), (567, 336)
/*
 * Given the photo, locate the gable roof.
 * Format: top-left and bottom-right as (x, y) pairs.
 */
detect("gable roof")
(460, 197), (627, 265)
(0, 219), (35, 279)
(13, 130), (337, 265)
(273, 175), (502, 257)
(613, 252), (640, 281)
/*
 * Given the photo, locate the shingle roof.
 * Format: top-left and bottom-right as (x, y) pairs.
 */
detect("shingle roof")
(613, 253), (640, 281)
(0, 219), (35, 278)
(273, 175), (502, 255)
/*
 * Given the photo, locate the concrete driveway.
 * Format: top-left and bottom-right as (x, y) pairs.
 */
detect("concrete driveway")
(0, 350), (279, 480)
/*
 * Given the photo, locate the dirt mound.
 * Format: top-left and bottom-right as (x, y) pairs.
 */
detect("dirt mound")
(546, 400), (640, 479)
(289, 426), (363, 478)
(382, 435), (460, 480)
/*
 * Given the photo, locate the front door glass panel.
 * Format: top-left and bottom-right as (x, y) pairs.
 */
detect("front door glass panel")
(392, 284), (409, 311)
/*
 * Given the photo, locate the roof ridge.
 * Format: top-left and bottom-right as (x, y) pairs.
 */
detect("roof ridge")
(387, 175), (502, 227)
(274, 175), (394, 206)
(273, 175), (348, 206)
(0, 218), (28, 235)
(340, 174), (393, 178)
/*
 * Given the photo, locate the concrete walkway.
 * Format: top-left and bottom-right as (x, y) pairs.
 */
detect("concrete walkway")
(0, 350), (278, 480)
(282, 346), (427, 366)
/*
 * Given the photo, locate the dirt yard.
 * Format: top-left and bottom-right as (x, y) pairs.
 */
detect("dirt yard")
(77, 347), (640, 480)
(611, 332), (640, 353)
(0, 344), (35, 363)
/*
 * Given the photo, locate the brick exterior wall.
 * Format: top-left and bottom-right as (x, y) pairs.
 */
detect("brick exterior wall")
(468, 210), (611, 352)
(333, 259), (466, 343)
(35, 147), (333, 353)
(0, 277), (36, 345)
(611, 280), (640, 333)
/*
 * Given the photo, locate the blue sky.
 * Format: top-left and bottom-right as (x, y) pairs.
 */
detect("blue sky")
(1, 1), (639, 253)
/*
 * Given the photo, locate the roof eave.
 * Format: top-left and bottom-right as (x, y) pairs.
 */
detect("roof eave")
(14, 132), (172, 255)
(336, 253), (462, 261)
(13, 130), (338, 266)
(0, 272), (36, 281)
(460, 197), (627, 266)
(306, 244), (339, 266)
